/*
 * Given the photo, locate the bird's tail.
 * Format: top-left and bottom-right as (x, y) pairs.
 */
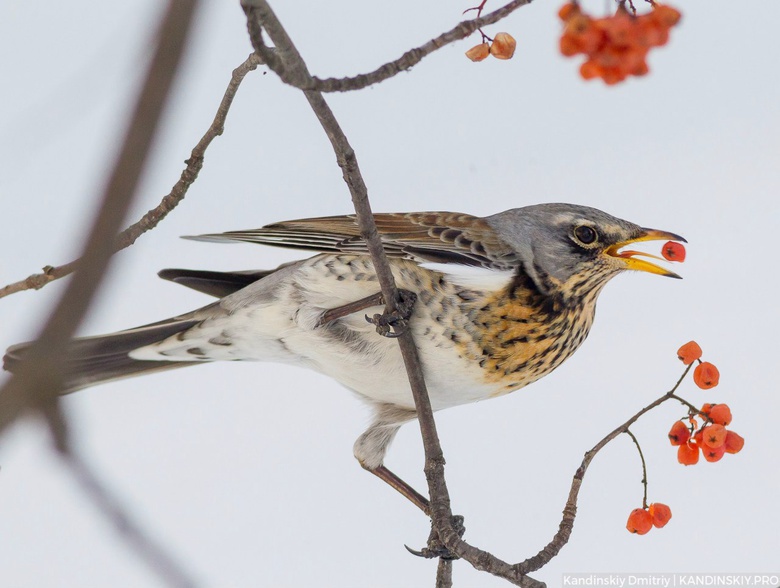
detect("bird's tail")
(3, 319), (202, 394)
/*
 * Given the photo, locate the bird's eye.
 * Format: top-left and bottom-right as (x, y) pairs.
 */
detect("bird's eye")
(573, 225), (598, 245)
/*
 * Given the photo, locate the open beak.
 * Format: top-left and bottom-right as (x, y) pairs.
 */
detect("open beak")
(605, 228), (687, 279)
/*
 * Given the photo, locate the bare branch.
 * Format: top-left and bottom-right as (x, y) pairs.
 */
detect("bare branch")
(0, 53), (261, 300)
(515, 364), (694, 575)
(0, 0), (196, 449)
(436, 559), (453, 588)
(0, 2), (203, 587)
(251, 0), (534, 92)
(242, 3), (545, 587)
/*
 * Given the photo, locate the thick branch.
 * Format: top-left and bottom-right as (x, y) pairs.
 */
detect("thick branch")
(252, 0), (533, 92)
(0, 53), (261, 300)
(0, 2), (203, 587)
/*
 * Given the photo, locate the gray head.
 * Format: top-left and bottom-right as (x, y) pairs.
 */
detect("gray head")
(485, 203), (685, 298)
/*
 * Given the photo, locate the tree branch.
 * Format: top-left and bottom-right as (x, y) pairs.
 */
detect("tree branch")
(250, 0), (533, 92)
(0, 53), (261, 300)
(514, 364), (694, 574)
(0, 2), (203, 587)
(242, 2), (544, 587)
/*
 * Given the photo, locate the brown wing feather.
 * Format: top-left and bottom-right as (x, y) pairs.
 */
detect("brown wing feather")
(190, 212), (520, 270)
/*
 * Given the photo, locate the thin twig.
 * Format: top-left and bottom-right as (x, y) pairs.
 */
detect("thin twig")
(514, 363), (694, 575)
(253, 0), (533, 93)
(0, 53), (261, 300)
(624, 429), (648, 509)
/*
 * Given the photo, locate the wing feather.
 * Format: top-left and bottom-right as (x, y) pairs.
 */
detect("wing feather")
(187, 212), (520, 270)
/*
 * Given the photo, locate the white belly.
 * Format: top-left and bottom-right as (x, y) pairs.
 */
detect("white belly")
(130, 255), (503, 411)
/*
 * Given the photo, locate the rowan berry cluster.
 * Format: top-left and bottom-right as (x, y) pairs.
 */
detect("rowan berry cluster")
(669, 341), (744, 465)
(558, 2), (681, 85)
(626, 502), (671, 535)
(465, 32), (517, 62)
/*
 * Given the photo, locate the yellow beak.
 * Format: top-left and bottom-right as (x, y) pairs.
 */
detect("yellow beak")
(605, 228), (687, 279)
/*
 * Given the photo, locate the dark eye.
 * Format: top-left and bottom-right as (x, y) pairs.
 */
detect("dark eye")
(574, 225), (598, 245)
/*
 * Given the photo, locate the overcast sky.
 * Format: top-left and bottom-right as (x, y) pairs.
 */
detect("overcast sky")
(1, 1), (778, 587)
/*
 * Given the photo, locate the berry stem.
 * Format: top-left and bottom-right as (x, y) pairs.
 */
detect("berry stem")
(625, 428), (648, 509)
(669, 393), (712, 423)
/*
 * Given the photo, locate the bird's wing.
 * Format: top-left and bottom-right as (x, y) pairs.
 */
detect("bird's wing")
(187, 212), (521, 270)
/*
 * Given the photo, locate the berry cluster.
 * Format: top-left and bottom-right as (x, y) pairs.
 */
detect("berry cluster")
(626, 502), (672, 535)
(669, 341), (744, 465)
(465, 32), (517, 62)
(670, 405), (744, 465)
(558, 2), (681, 85)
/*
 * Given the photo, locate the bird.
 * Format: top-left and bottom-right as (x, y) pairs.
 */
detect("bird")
(3, 203), (684, 511)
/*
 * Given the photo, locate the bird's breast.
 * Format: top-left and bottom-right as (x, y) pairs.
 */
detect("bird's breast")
(453, 279), (598, 397)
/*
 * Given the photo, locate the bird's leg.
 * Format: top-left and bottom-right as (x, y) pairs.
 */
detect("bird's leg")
(354, 407), (432, 514)
(366, 464), (430, 514)
(317, 292), (385, 326)
(317, 289), (417, 338)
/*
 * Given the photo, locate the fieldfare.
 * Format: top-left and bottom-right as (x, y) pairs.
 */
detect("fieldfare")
(4, 203), (685, 511)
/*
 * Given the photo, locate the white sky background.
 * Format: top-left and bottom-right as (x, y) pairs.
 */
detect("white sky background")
(0, 1), (778, 586)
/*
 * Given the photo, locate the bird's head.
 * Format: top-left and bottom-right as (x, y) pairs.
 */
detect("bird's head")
(486, 203), (686, 300)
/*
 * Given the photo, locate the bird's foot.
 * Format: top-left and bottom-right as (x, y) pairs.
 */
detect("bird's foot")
(405, 515), (466, 560)
(365, 289), (417, 338)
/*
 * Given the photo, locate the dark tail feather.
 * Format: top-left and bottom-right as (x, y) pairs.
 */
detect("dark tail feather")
(3, 319), (202, 394)
(157, 267), (283, 298)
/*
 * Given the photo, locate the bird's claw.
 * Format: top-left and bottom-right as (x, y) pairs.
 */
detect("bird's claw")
(404, 544), (459, 561)
(365, 290), (417, 338)
(404, 514), (466, 561)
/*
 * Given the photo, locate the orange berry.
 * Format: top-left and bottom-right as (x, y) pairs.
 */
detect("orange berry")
(668, 421), (690, 446)
(559, 34), (582, 56)
(677, 442), (699, 465)
(646, 24), (670, 47)
(700, 403), (715, 418)
(708, 404), (732, 426)
(627, 55), (650, 77)
(693, 362), (720, 389)
(600, 12), (633, 47)
(651, 4), (682, 28)
(702, 424), (727, 448)
(626, 508), (653, 535)
(593, 44), (624, 68)
(702, 443), (726, 462)
(600, 66), (626, 85)
(677, 341), (703, 365)
(648, 503), (672, 528)
(565, 13), (593, 35)
(724, 430), (745, 454)
(662, 241), (686, 261)
(633, 16), (659, 47)
(489, 33), (517, 60)
(565, 15), (604, 54)
(465, 43), (490, 62)
(558, 2), (580, 22)
(579, 59), (603, 80)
